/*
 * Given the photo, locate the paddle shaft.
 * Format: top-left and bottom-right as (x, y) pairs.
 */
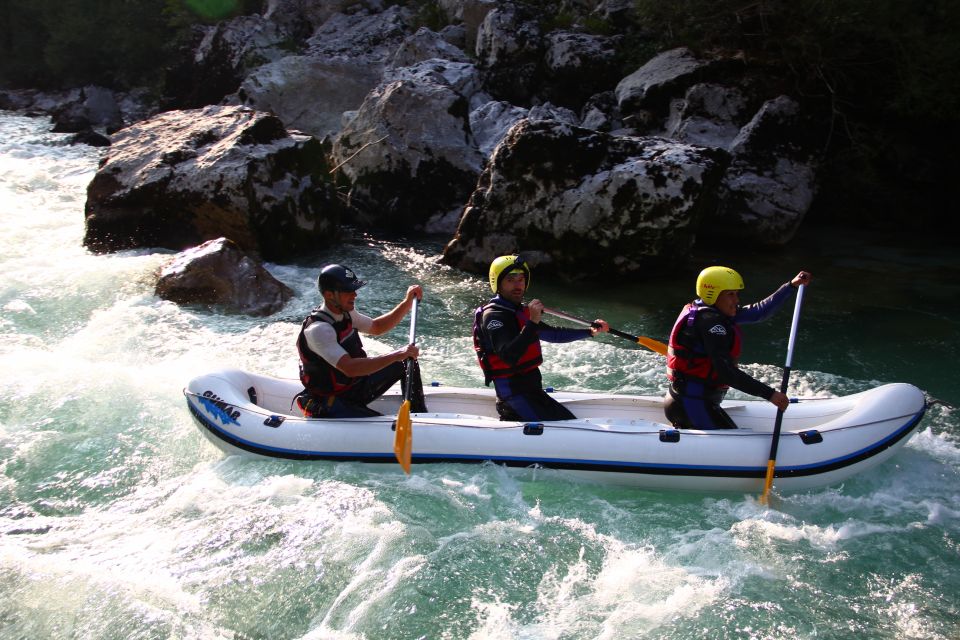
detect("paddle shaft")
(405, 298), (419, 401)
(542, 307), (668, 355)
(761, 284), (806, 502)
(393, 296), (420, 474)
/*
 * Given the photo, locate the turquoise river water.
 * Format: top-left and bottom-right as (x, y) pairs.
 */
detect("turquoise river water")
(1, 111), (958, 639)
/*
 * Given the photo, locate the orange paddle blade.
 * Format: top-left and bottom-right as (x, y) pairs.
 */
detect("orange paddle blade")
(394, 400), (412, 474)
(637, 336), (668, 356)
(759, 459), (776, 505)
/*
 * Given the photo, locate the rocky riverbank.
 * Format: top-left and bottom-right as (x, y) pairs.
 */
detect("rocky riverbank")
(1, 0), (948, 313)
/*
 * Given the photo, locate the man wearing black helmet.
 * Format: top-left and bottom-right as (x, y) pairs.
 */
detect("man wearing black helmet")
(473, 255), (609, 421)
(295, 264), (422, 418)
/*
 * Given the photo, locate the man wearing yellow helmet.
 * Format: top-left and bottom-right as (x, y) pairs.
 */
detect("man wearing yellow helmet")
(664, 266), (812, 429)
(473, 255), (610, 421)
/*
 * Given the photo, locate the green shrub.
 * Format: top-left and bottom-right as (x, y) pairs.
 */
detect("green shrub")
(0, 0), (262, 90)
(632, 0), (960, 124)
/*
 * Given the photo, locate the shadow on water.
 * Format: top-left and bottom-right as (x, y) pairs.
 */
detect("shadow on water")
(310, 226), (960, 405)
(287, 225), (959, 405)
(529, 224), (960, 406)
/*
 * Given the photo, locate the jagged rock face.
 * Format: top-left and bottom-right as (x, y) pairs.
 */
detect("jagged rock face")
(165, 16), (293, 110)
(155, 237), (293, 316)
(50, 86), (123, 134)
(615, 47), (710, 114)
(437, 0), (497, 52)
(664, 83), (751, 150)
(262, 0), (362, 38)
(710, 96), (821, 245)
(541, 31), (619, 110)
(442, 119), (728, 280)
(387, 27), (472, 68)
(610, 49), (823, 246)
(51, 5), (827, 280)
(475, 3), (544, 106)
(331, 60), (486, 231)
(83, 105), (343, 261)
(236, 6), (414, 139)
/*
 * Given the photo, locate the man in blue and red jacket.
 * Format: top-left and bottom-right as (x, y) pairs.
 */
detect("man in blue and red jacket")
(664, 266), (812, 429)
(473, 255), (609, 421)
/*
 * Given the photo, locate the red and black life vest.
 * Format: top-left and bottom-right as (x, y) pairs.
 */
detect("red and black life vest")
(472, 301), (543, 385)
(667, 302), (742, 388)
(297, 308), (367, 396)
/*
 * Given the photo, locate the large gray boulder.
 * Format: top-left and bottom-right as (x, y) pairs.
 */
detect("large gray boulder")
(331, 59), (486, 231)
(262, 0), (364, 37)
(442, 118), (728, 279)
(542, 31), (619, 109)
(83, 105), (343, 261)
(387, 26), (471, 68)
(236, 6), (414, 139)
(437, 0), (497, 52)
(474, 2), (543, 105)
(156, 237), (294, 316)
(167, 1), (395, 110)
(50, 86), (123, 133)
(709, 96), (822, 244)
(615, 47), (721, 119)
(610, 50), (822, 247)
(470, 100), (577, 157)
(165, 15), (294, 109)
(664, 83), (751, 150)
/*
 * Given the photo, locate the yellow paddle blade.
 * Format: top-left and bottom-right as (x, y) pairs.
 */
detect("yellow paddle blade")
(394, 400), (412, 474)
(637, 336), (668, 356)
(759, 459), (777, 505)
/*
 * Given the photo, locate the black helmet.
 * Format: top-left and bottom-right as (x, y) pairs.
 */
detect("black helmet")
(317, 264), (366, 292)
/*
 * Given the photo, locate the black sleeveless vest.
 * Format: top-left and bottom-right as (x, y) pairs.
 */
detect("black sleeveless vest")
(297, 308), (367, 396)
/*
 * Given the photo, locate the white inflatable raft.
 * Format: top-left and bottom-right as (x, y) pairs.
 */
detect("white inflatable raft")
(184, 368), (927, 493)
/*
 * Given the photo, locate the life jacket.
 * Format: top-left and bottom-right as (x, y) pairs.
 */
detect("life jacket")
(297, 308), (367, 396)
(667, 302), (742, 389)
(472, 301), (543, 385)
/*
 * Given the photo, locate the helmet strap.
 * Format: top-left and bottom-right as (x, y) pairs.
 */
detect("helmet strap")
(323, 289), (347, 314)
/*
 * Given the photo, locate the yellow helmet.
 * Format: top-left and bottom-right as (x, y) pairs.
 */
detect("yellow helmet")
(488, 255), (531, 293)
(696, 266), (744, 305)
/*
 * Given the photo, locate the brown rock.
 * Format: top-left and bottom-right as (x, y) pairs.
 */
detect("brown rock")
(155, 238), (294, 316)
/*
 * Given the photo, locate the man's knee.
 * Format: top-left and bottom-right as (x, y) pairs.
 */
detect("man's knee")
(495, 399), (524, 421)
(496, 391), (574, 422)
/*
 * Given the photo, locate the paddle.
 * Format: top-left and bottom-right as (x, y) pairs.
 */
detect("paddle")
(393, 297), (419, 474)
(543, 307), (668, 356)
(760, 284), (806, 505)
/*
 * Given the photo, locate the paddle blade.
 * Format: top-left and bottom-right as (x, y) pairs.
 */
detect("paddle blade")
(407, 359), (427, 413)
(759, 460), (776, 505)
(637, 336), (668, 356)
(394, 400), (412, 474)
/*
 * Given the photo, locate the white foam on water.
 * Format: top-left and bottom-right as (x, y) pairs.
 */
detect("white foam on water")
(461, 521), (730, 640)
(2, 111), (959, 640)
(0, 510), (211, 636)
(443, 499), (739, 640)
(0, 452), (426, 637)
(909, 418), (960, 463)
(733, 514), (909, 551)
(3, 299), (36, 314)
(870, 573), (951, 640)
(538, 336), (665, 395)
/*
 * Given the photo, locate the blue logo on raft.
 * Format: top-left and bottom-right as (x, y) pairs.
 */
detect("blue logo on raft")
(198, 391), (241, 426)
